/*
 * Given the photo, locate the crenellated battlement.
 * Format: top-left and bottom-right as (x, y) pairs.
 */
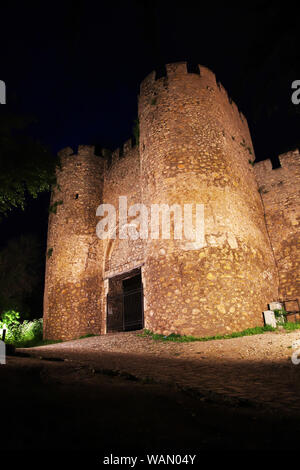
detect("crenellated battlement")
(140, 61), (216, 96)
(279, 148), (300, 167)
(58, 145), (105, 160)
(77, 145), (97, 157)
(57, 146), (74, 159)
(57, 146), (107, 176)
(254, 158), (273, 174)
(109, 138), (137, 168)
(254, 149), (300, 188)
(140, 62), (248, 136)
(57, 139), (138, 176)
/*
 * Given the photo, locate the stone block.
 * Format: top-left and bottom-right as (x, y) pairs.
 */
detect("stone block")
(269, 302), (282, 311)
(263, 310), (277, 328)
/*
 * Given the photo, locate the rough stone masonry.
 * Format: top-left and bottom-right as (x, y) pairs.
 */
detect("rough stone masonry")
(43, 62), (300, 341)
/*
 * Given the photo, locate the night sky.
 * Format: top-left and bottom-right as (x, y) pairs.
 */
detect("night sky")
(0, 1), (299, 267)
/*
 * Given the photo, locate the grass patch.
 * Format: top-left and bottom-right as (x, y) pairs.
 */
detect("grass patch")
(139, 325), (277, 343)
(282, 322), (300, 332)
(141, 322), (300, 342)
(78, 334), (98, 339)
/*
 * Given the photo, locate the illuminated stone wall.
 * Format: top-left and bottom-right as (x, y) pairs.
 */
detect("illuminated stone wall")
(100, 141), (145, 334)
(138, 62), (278, 336)
(254, 150), (300, 304)
(102, 141), (144, 277)
(44, 62), (299, 341)
(43, 146), (105, 340)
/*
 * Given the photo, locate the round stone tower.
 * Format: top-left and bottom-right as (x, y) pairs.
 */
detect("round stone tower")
(43, 145), (105, 340)
(138, 62), (278, 336)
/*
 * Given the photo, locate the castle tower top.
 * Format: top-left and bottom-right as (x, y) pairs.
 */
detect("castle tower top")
(140, 62), (217, 95)
(139, 62), (248, 136)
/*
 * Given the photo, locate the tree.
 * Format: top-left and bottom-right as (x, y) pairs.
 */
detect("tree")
(0, 233), (44, 319)
(0, 109), (58, 217)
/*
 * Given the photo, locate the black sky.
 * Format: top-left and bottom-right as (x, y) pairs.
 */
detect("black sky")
(1, 1), (299, 156)
(0, 0), (299, 247)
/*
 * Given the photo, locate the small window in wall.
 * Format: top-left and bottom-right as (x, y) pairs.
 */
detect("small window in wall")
(75, 193), (79, 199)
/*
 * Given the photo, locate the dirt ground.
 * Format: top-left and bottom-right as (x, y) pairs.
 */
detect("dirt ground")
(2, 330), (300, 455)
(19, 329), (300, 411)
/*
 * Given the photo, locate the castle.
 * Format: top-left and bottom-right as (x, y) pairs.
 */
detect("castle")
(43, 62), (300, 341)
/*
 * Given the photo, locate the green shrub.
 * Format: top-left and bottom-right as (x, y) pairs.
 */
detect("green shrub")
(273, 308), (287, 325)
(273, 307), (287, 318)
(0, 309), (20, 328)
(2, 315), (43, 347)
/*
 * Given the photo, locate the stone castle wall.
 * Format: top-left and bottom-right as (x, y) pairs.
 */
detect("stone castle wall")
(100, 140), (145, 334)
(43, 146), (105, 340)
(138, 62), (278, 336)
(254, 150), (300, 304)
(102, 140), (144, 278)
(44, 62), (298, 341)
